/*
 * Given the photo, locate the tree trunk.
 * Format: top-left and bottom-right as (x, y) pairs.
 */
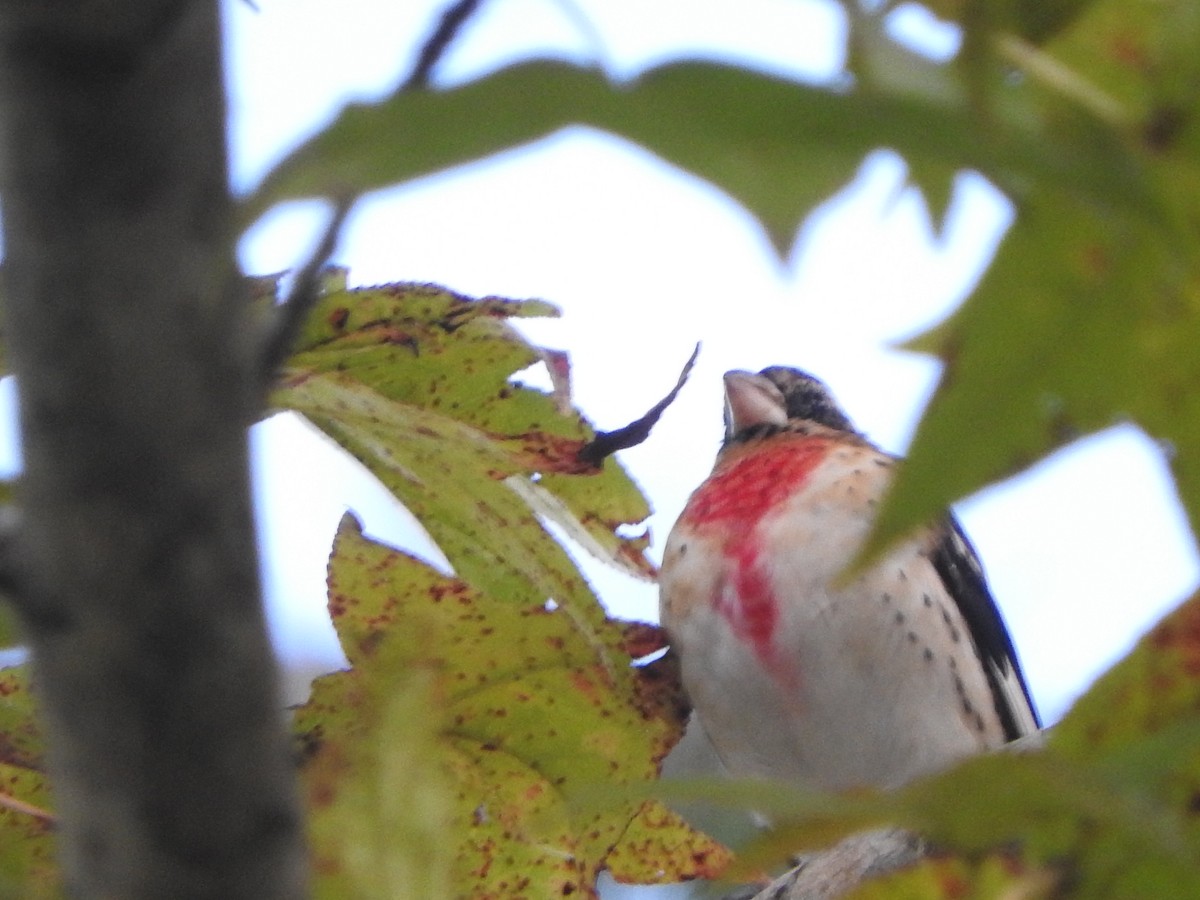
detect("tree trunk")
(0, 2), (307, 896)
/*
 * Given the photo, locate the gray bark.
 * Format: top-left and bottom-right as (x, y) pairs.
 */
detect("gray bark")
(0, 2), (307, 896)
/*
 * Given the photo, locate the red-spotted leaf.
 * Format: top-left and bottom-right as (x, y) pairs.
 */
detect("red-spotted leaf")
(0, 666), (58, 897)
(271, 282), (655, 610)
(294, 516), (720, 897)
(300, 666), (453, 900)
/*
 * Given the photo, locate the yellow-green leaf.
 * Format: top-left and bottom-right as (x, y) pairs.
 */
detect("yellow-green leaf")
(303, 667), (453, 900)
(272, 282), (654, 615)
(296, 517), (718, 896)
(0, 666), (57, 897)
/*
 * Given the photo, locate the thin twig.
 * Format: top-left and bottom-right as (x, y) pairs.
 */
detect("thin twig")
(404, 0), (486, 91)
(577, 343), (700, 467)
(258, 198), (353, 386)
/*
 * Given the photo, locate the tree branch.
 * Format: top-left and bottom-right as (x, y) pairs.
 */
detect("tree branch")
(258, 197), (352, 389)
(0, 2), (306, 896)
(741, 829), (925, 900)
(577, 343), (699, 467)
(403, 0), (486, 90)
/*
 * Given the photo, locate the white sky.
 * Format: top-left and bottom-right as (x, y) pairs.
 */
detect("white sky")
(225, 0), (1200, 728)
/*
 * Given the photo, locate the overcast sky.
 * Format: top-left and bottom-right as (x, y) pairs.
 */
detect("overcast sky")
(225, 0), (1200, 726)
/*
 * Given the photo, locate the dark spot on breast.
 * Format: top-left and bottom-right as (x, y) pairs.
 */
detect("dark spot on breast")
(923, 648), (934, 662)
(894, 611), (906, 625)
(873, 458), (889, 467)
(881, 593), (892, 604)
(922, 594), (932, 607)
(939, 606), (962, 642)
(679, 543), (688, 556)
(898, 569), (908, 582)
(906, 631), (918, 644)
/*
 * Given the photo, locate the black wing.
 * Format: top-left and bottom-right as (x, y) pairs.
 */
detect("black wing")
(931, 517), (1041, 739)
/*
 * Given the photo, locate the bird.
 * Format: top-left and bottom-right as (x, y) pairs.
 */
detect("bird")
(658, 366), (1040, 792)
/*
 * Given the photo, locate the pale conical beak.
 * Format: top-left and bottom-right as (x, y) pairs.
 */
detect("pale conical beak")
(723, 370), (788, 439)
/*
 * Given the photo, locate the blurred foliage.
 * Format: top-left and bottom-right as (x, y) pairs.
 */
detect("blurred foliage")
(849, 852), (1058, 900)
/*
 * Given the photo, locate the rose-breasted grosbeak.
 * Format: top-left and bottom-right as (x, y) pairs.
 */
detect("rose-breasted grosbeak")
(659, 367), (1039, 791)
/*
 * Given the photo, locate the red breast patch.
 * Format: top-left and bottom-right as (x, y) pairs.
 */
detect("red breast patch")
(682, 436), (832, 531)
(682, 436), (832, 682)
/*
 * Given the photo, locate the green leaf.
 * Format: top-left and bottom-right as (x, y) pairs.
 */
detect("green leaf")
(1039, 0), (1200, 122)
(0, 607), (19, 654)
(921, 0), (1104, 45)
(284, 371), (611, 625)
(851, 852), (1056, 900)
(861, 183), (1200, 563)
(303, 667), (453, 900)
(901, 155), (959, 234)
(0, 666), (58, 898)
(720, 746), (1200, 897)
(296, 517), (722, 896)
(241, 56), (1157, 257)
(272, 282), (654, 623)
(0, 666), (43, 768)
(895, 752), (1200, 896)
(1056, 592), (1200, 763)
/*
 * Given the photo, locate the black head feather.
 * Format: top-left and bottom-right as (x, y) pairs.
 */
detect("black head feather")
(757, 366), (856, 432)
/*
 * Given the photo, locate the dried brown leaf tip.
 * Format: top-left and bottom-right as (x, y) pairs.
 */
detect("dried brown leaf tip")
(578, 343), (699, 467)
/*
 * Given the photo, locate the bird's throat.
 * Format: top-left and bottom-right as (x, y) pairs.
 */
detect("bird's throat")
(682, 435), (831, 531)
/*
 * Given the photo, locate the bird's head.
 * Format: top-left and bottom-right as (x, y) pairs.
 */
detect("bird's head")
(723, 366), (856, 443)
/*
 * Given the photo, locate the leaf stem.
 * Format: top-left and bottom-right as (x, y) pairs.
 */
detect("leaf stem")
(994, 33), (1130, 129)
